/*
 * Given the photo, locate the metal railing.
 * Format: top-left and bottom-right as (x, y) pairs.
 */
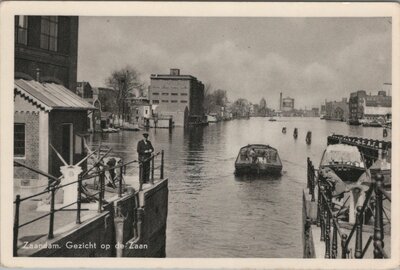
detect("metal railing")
(307, 158), (390, 259)
(13, 149), (165, 256)
(327, 135), (391, 168)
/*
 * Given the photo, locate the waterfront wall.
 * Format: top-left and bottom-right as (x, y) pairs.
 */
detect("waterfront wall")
(19, 179), (168, 257)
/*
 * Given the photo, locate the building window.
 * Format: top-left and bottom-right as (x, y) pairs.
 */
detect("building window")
(16, 16), (28, 45)
(14, 124), (25, 157)
(180, 93), (188, 96)
(180, 100), (188, 103)
(171, 93), (178, 96)
(162, 93), (169, 96)
(152, 100), (159, 104)
(171, 100), (178, 103)
(162, 100), (169, 103)
(40, 16), (58, 51)
(152, 92), (159, 95)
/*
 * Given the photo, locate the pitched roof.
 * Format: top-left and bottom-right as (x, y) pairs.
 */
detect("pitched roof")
(15, 79), (96, 112)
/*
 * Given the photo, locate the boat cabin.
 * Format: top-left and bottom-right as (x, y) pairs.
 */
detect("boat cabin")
(319, 144), (366, 183)
(235, 144), (282, 175)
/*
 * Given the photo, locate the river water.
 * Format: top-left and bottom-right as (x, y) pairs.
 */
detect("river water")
(89, 117), (389, 258)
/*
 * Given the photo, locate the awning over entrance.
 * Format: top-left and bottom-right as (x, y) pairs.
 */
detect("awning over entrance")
(14, 79), (96, 112)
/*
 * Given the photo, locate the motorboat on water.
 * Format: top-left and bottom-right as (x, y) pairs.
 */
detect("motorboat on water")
(319, 144), (366, 183)
(268, 117), (277, 121)
(235, 144), (282, 175)
(362, 120), (383, 127)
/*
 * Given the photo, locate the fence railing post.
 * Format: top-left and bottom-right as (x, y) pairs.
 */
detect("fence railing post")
(310, 165), (315, 202)
(119, 165), (123, 198)
(373, 174), (384, 259)
(98, 171), (105, 213)
(13, 195), (21, 257)
(139, 163), (144, 191)
(307, 157), (310, 190)
(332, 217), (338, 258)
(324, 185), (331, 258)
(48, 186), (56, 239)
(317, 177), (321, 227)
(320, 186), (325, 241)
(160, 150), (164, 179)
(355, 206), (363, 258)
(341, 234), (348, 258)
(76, 174), (82, 224)
(151, 156), (155, 184)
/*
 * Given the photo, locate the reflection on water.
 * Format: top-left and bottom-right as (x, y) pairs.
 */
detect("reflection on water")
(90, 117), (390, 258)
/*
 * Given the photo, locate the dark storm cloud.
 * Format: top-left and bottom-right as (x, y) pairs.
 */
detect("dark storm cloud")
(77, 17), (391, 109)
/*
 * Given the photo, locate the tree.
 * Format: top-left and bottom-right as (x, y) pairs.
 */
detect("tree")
(204, 85), (228, 114)
(231, 98), (250, 117)
(259, 97), (267, 116)
(106, 66), (145, 121)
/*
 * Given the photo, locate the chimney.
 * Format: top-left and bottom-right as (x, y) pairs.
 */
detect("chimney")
(279, 92), (282, 110)
(170, 68), (180, 76)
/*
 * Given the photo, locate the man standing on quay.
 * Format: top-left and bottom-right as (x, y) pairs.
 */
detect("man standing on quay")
(137, 133), (154, 183)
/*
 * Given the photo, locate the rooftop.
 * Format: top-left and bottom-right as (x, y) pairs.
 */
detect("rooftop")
(15, 79), (96, 112)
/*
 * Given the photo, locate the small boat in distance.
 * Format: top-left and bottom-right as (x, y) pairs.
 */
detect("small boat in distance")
(268, 117), (277, 121)
(319, 144), (366, 183)
(362, 120), (383, 127)
(235, 144), (283, 175)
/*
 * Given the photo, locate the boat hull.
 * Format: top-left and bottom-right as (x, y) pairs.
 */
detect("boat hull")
(235, 166), (282, 175)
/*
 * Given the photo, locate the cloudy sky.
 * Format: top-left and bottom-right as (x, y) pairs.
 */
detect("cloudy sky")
(77, 17), (391, 109)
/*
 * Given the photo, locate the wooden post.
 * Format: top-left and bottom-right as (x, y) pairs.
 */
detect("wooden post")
(76, 174), (82, 224)
(160, 150), (164, 179)
(13, 195), (21, 257)
(355, 206), (363, 258)
(373, 174), (384, 258)
(48, 187), (55, 239)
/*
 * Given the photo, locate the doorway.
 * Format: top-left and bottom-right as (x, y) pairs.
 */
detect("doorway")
(61, 123), (73, 165)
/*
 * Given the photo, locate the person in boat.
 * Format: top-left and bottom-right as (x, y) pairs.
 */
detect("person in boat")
(137, 133), (154, 183)
(248, 148), (257, 163)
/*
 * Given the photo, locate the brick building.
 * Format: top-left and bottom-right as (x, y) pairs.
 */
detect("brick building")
(325, 98), (349, 121)
(13, 16), (95, 190)
(76, 81), (93, 99)
(14, 80), (95, 187)
(349, 90), (391, 122)
(149, 69), (205, 127)
(15, 16), (79, 91)
(126, 97), (152, 127)
(282, 97), (295, 112)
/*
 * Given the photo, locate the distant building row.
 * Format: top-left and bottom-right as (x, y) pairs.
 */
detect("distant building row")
(321, 90), (391, 123)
